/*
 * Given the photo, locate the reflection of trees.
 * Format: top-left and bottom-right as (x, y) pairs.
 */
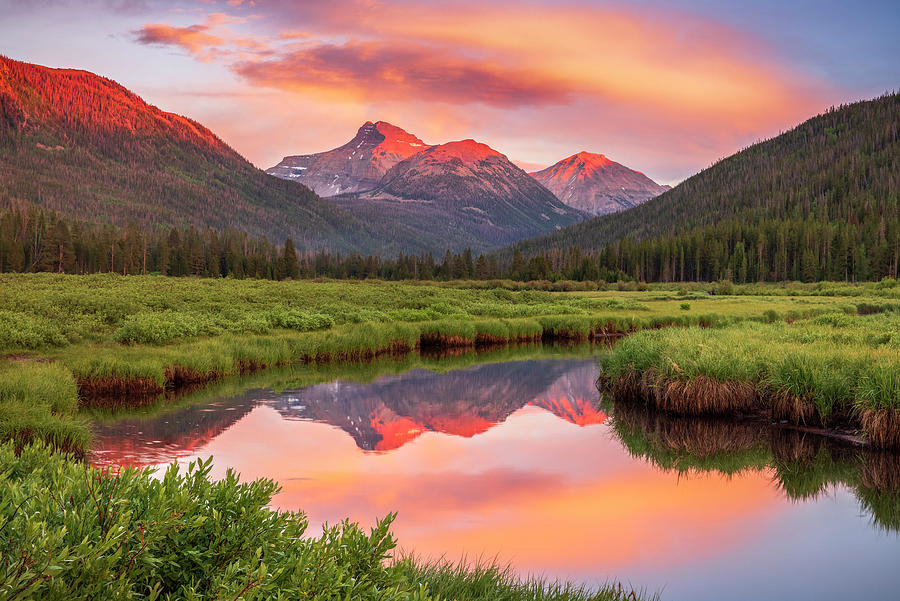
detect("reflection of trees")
(608, 399), (900, 532)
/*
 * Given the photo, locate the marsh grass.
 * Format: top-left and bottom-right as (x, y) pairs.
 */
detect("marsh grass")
(395, 556), (656, 601)
(0, 362), (89, 455)
(601, 313), (900, 447)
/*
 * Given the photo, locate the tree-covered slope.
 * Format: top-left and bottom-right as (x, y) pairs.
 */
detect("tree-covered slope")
(0, 56), (415, 254)
(506, 93), (899, 281)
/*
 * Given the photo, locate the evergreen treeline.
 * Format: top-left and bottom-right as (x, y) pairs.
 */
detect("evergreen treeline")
(508, 92), (900, 280)
(4, 204), (895, 283)
(0, 204), (460, 280)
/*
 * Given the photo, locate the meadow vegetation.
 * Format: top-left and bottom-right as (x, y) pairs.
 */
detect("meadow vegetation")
(1, 273), (899, 455)
(2, 273), (899, 599)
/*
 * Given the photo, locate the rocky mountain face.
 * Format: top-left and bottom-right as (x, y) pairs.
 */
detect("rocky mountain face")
(266, 121), (430, 196)
(531, 151), (669, 216)
(333, 139), (586, 250)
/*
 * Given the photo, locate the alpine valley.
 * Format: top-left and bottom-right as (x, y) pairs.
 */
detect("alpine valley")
(4, 56), (677, 256)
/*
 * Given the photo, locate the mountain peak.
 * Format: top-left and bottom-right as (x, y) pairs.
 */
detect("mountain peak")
(570, 151), (612, 168)
(531, 151), (667, 216)
(268, 121), (429, 195)
(425, 139), (504, 164)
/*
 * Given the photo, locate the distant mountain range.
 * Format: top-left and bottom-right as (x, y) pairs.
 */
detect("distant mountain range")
(268, 123), (667, 220)
(530, 151), (669, 216)
(269, 125), (592, 250)
(334, 139), (586, 250)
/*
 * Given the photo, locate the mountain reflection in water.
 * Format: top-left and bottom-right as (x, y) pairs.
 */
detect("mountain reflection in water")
(91, 354), (900, 601)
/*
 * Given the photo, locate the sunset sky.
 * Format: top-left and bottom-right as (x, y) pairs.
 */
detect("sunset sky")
(2, 0), (898, 184)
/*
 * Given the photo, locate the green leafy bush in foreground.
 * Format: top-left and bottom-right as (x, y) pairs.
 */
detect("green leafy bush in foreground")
(0, 444), (650, 601)
(1, 445), (413, 601)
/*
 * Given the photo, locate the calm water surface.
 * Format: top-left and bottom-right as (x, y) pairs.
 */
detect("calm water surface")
(91, 348), (900, 601)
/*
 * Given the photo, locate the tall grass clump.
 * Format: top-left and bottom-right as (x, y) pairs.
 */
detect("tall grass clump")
(0, 362), (89, 454)
(601, 313), (900, 447)
(395, 556), (656, 601)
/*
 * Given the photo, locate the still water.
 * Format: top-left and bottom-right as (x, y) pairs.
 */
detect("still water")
(91, 347), (900, 601)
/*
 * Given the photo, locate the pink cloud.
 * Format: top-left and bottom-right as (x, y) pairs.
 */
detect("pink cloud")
(233, 40), (572, 107)
(129, 0), (841, 182)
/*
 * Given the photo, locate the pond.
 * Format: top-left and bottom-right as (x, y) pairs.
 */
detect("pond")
(90, 345), (900, 601)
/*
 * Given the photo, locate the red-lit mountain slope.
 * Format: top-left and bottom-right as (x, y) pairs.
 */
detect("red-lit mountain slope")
(0, 56), (415, 254)
(531, 151), (669, 216)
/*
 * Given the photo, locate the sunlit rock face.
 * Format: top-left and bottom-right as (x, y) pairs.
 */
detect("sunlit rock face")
(339, 139), (586, 249)
(531, 151), (669, 216)
(266, 121), (430, 196)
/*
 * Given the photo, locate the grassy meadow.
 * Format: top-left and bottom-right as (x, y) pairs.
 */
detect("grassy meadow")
(1, 273), (899, 454)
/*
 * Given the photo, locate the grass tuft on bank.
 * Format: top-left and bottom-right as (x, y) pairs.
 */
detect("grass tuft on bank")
(600, 313), (900, 447)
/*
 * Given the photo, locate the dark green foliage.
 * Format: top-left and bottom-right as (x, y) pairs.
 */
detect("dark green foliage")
(507, 93), (900, 283)
(0, 444), (414, 600)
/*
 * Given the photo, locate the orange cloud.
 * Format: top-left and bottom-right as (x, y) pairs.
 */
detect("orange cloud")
(135, 22), (224, 56)
(141, 3), (829, 127)
(233, 40), (573, 107)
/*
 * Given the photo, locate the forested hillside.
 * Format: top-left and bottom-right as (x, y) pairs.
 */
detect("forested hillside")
(509, 93), (900, 282)
(0, 56), (427, 255)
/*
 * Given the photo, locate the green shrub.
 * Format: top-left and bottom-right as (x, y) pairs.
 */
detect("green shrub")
(0, 311), (68, 349)
(0, 445), (650, 601)
(112, 312), (215, 344)
(0, 445), (414, 601)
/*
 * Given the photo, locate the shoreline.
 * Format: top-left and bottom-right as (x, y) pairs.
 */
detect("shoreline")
(599, 369), (900, 449)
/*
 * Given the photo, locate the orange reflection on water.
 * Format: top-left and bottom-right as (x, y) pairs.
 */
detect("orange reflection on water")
(192, 403), (782, 578)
